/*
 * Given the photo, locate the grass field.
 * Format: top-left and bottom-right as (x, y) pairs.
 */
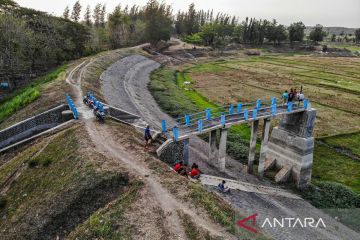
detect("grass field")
(150, 53), (360, 194)
(187, 56), (360, 136)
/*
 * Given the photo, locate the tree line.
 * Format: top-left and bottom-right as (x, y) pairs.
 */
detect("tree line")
(0, 0), (173, 90)
(1, 0), (359, 91)
(175, 4), (360, 48)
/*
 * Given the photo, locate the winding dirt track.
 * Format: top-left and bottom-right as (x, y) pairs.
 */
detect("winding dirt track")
(97, 54), (360, 240)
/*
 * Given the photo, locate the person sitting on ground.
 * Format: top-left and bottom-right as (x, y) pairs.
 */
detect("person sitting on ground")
(178, 164), (190, 177)
(144, 125), (153, 148)
(173, 161), (183, 172)
(218, 180), (230, 193)
(282, 90), (288, 105)
(191, 163), (198, 169)
(190, 165), (201, 179)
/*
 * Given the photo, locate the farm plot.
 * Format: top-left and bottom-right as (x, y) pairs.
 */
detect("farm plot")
(187, 55), (360, 137)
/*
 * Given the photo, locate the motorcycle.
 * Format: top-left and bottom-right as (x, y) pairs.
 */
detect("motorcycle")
(94, 109), (106, 123)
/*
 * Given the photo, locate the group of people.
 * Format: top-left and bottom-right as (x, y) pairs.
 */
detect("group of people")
(173, 161), (202, 179)
(282, 88), (305, 105)
(173, 161), (231, 193)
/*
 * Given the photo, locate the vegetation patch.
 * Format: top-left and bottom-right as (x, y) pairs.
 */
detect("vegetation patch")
(0, 65), (66, 124)
(319, 131), (360, 159)
(150, 66), (258, 165)
(68, 180), (144, 239)
(188, 183), (236, 233)
(177, 210), (214, 240)
(312, 143), (360, 193)
(0, 126), (129, 239)
(301, 181), (360, 233)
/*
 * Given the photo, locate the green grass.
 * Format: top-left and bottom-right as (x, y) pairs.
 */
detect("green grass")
(0, 65), (66, 123)
(188, 183), (236, 233)
(188, 183), (270, 239)
(0, 88), (41, 123)
(0, 127), (82, 219)
(68, 180), (144, 239)
(313, 143), (360, 193)
(320, 132), (360, 158)
(150, 67), (257, 163)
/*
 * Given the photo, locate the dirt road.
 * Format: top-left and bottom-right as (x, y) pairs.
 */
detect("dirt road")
(98, 54), (359, 240)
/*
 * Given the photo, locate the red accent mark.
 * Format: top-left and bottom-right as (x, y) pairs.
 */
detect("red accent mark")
(237, 214), (258, 233)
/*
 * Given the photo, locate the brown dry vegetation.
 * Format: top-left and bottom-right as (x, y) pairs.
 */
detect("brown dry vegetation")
(188, 55), (360, 137)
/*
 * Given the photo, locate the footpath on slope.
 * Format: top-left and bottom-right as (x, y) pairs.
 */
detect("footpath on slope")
(66, 57), (236, 240)
(99, 54), (360, 240)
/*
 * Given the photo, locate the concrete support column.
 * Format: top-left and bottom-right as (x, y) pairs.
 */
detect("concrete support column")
(209, 130), (217, 166)
(218, 128), (228, 173)
(248, 120), (259, 174)
(183, 139), (189, 165)
(258, 118), (271, 179)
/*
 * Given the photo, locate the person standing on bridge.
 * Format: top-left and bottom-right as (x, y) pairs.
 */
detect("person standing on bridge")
(144, 125), (153, 149)
(282, 90), (289, 105)
(288, 89), (294, 103)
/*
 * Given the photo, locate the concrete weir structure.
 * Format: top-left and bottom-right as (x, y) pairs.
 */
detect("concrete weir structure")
(266, 109), (317, 188)
(0, 104), (72, 150)
(157, 99), (317, 188)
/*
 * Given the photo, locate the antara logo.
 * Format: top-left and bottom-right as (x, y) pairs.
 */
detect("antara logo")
(237, 214), (326, 233)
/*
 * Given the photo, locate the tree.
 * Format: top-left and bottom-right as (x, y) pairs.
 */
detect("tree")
(143, 0), (172, 45)
(99, 4), (106, 27)
(84, 5), (92, 26)
(71, 1), (82, 22)
(63, 6), (70, 19)
(93, 3), (102, 27)
(355, 29), (360, 43)
(331, 34), (336, 42)
(288, 22), (305, 43)
(108, 5), (129, 48)
(185, 3), (199, 35)
(309, 24), (327, 43)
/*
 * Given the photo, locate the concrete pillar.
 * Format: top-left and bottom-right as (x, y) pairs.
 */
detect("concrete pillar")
(218, 128), (228, 173)
(248, 120), (259, 174)
(266, 109), (317, 188)
(183, 139), (190, 165)
(209, 130), (217, 166)
(258, 118), (271, 179)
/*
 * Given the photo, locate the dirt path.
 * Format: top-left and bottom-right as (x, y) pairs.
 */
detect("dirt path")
(66, 58), (234, 239)
(98, 54), (360, 240)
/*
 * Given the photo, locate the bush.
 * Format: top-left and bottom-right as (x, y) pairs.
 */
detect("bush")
(301, 181), (360, 209)
(182, 33), (204, 45)
(28, 159), (39, 168)
(0, 196), (6, 209)
(41, 158), (53, 167)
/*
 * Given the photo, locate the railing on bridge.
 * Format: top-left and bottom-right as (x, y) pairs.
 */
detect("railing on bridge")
(66, 94), (79, 119)
(161, 97), (309, 141)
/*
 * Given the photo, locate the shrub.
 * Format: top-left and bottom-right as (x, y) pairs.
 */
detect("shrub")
(182, 33), (203, 45)
(28, 159), (39, 168)
(0, 196), (6, 209)
(41, 158), (53, 167)
(301, 181), (360, 209)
